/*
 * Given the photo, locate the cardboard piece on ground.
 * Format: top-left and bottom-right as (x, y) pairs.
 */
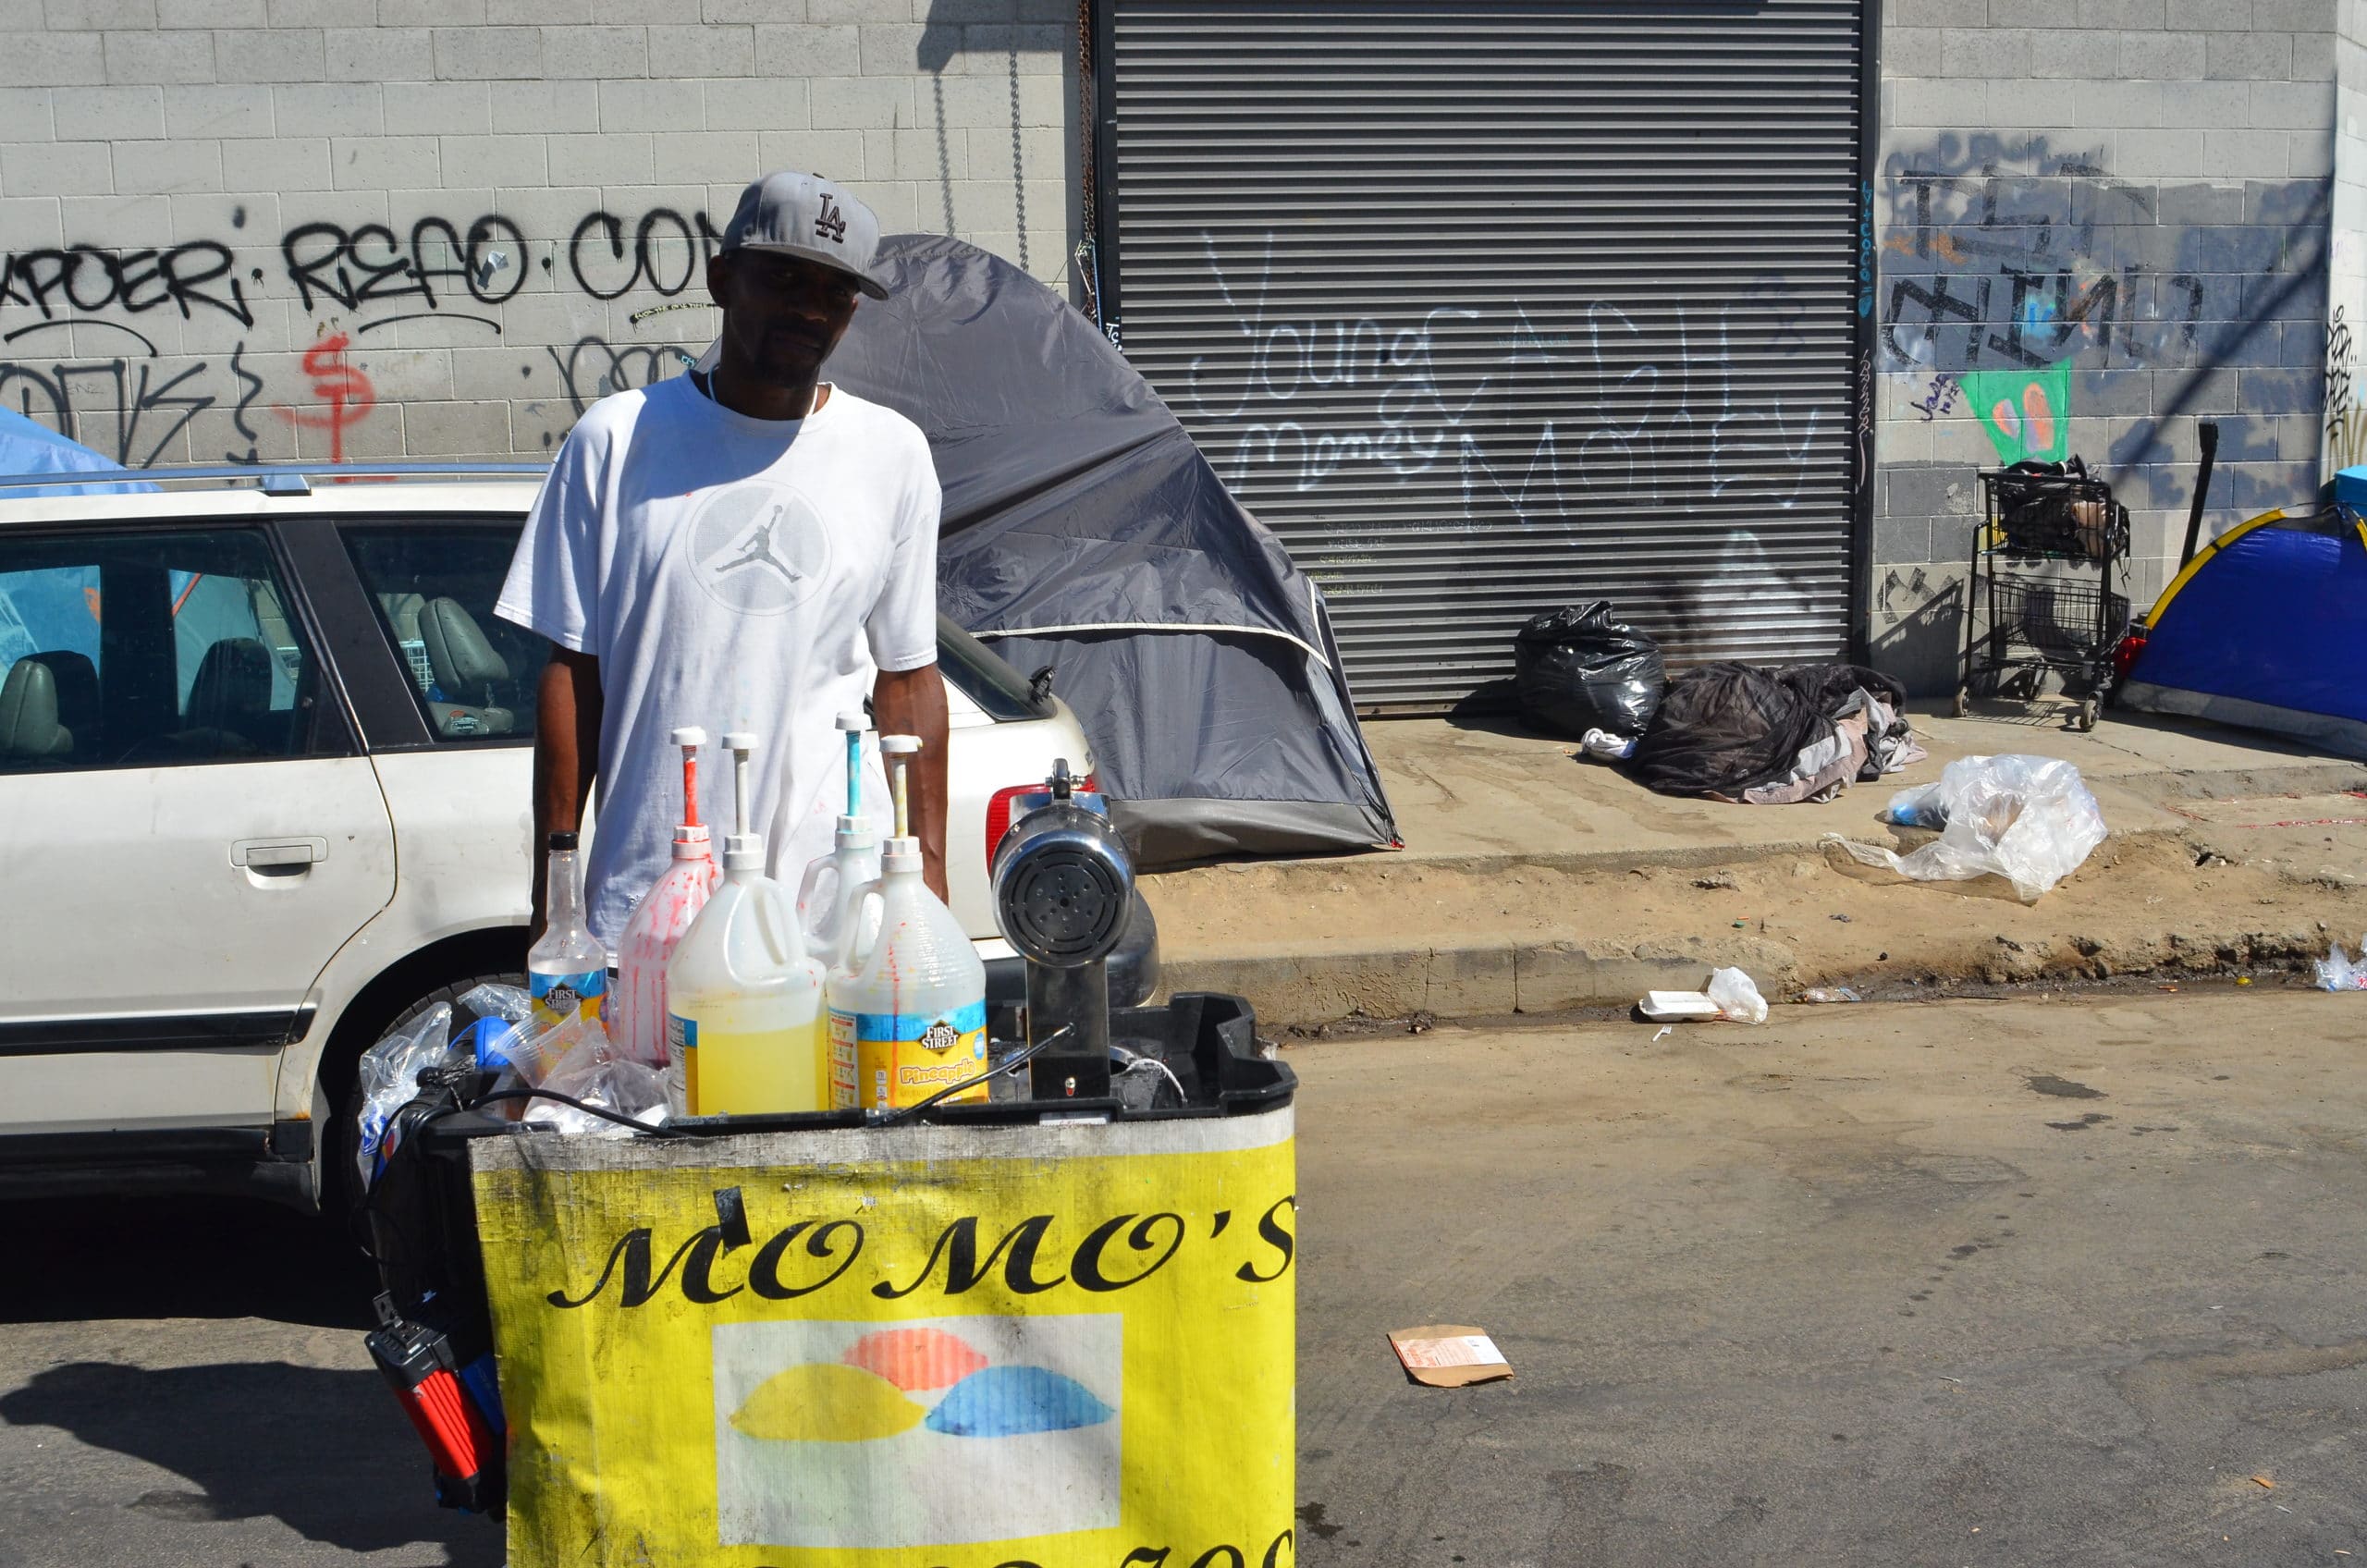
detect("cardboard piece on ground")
(1389, 1324), (1514, 1387)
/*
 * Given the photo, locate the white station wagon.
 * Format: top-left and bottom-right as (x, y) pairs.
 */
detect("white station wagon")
(0, 463), (1157, 1210)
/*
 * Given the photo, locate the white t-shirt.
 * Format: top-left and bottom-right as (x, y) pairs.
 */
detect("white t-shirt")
(496, 374), (939, 945)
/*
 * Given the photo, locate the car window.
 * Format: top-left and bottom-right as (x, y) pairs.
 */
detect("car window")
(0, 527), (322, 772)
(339, 523), (540, 743)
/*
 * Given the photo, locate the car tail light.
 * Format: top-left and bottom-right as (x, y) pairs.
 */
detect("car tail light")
(987, 773), (1095, 865)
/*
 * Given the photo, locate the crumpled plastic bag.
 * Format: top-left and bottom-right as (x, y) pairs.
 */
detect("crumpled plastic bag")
(1831, 753), (2106, 901)
(456, 982), (531, 1026)
(1705, 966), (1769, 1024)
(353, 1001), (460, 1188)
(498, 1011), (605, 1088)
(523, 1035), (668, 1135)
(2316, 940), (2367, 991)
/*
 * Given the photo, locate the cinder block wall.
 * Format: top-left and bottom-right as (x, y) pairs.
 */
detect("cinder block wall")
(2329, 0), (2367, 467)
(0, 3), (1080, 466)
(1870, 0), (2336, 695)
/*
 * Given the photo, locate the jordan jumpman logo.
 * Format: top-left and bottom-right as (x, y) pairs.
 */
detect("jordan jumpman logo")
(714, 506), (803, 583)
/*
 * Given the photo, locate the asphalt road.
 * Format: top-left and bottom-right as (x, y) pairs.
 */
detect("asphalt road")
(1, 988), (2361, 1566)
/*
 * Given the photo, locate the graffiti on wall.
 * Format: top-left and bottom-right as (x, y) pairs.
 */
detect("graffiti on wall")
(1172, 232), (1836, 524)
(1963, 363), (2070, 466)
(1879, 133), (2331, 511)
(2326, 303), (2364, 473)
(1909, 374), (1960, 423)
(1878, 141), (2212, 381)
(0, 203), (724, 465)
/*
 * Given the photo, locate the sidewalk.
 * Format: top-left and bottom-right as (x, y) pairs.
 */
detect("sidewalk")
(1144, 704), (2367, 1026)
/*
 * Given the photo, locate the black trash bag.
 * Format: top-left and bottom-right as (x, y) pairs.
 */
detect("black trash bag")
(1512, 602), (1666, 738)
(1630, 661), (1906, 799)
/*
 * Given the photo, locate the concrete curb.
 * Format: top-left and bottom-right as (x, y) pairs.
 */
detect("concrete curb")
(1160, 934), (1799, 1025)
(1141, 733), (2367, 1030)
(1159, 915), (2356, 1030)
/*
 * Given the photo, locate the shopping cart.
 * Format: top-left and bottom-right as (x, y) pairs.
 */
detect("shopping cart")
(1956, 462), (2131, 731)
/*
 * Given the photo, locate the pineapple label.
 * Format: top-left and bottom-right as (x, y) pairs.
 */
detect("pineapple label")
(853, 1000), (988, 1110)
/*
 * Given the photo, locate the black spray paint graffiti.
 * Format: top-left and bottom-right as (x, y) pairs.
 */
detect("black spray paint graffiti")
(0, 352), (218, 470)
(549, 337), (699, 415)
(2326, 304), (2362, 472)
(1879, 150), (2209, 375)
(0, 240), (252, 328)
(1866, 134), (2279, 383)
(281, 214), (527, 321)
(566, 209), (727, 301)
(1, 202), (727, 463)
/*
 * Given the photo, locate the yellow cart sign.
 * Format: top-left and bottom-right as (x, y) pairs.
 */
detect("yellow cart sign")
(470, 1110), (1295, 1568)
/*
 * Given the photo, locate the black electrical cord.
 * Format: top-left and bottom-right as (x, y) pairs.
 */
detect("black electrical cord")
(870, 1024), (1074, 1128)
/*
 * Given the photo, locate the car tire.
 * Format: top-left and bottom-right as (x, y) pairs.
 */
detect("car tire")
(325, 970), (523, 1225)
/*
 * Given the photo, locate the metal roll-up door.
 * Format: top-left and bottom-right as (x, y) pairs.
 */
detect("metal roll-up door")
(1104, 0), (1870, 712)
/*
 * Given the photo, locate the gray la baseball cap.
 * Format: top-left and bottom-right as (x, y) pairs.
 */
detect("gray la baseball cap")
(720, 171), (889, 300)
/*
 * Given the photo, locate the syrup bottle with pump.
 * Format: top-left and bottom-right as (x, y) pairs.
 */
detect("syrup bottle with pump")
(664, 732), (829, 1115)
(832, 734), (989, 1110)
(798, 712), (883, 1109)
(611, 727), (723, 1066)
(528, 830), (607, 1029)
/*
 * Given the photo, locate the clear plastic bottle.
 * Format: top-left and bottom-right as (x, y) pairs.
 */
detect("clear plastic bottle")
(832, 734), (989, 1111)
(529, 830), (607, 1030)
(612, 727), (723, 1065)
(798, 711), (882, 1108)
(664, 732), (829, 1115)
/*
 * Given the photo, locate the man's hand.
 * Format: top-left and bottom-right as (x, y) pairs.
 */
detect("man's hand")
(531, 644), (603, 939)
(872, 662), (950, 902)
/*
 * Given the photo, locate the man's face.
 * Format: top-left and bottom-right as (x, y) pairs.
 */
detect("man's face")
(706, 251), (863, 386)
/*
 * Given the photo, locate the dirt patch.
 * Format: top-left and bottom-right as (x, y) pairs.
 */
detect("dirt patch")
(1147, 831), (2367, 998)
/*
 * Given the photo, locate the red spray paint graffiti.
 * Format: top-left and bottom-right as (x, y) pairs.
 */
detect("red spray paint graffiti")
(277, 332), (374, 462)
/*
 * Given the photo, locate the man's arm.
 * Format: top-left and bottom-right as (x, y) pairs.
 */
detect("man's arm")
(873, 663), (950, 902)
(531, 643), (603, 937)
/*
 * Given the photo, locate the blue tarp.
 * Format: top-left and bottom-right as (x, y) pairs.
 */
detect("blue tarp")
(2119, 508), (2367, 758)
(0, 409), (156, 498)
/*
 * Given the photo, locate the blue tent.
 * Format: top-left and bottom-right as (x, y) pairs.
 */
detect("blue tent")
(2118, 491), (2367, 758)
(0, 408), (155, 498)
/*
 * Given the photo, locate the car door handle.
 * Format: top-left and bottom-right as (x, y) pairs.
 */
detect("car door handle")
(231, 837), (328, 869)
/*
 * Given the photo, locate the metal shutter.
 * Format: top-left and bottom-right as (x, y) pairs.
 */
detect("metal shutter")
(1105, 0), (1870, 712)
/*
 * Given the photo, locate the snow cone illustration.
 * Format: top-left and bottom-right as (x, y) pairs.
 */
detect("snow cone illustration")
(713, 1315), (1122, 1549)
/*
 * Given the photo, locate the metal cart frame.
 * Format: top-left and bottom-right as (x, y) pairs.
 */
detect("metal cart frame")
(1956, 466), (2132, 731)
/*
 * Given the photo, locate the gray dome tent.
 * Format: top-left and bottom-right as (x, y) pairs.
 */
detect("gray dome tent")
(824, 234), (1397, 868)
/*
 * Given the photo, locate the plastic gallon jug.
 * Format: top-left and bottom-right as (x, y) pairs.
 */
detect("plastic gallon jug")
(831, 733), (989, 1111)
(528, 830), (607, 1030)
(798, 713), (882, 1060)
(612, 728), (722, 1066)
(664, 732), (828, 1115)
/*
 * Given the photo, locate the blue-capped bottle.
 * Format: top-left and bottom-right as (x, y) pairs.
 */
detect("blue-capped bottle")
(529, 830), (608, 1030)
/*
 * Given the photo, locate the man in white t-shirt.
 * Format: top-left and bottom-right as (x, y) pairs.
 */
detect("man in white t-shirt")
(497, 172), (949, 945)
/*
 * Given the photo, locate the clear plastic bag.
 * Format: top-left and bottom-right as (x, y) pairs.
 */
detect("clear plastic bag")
(501, 1011), (606, 1089)
(2315, 941), (2367, 992)
(524, 1036), (668, 1135)
(1834, 753), (2106, 901)
(456, 982), (531, 1025)
(1705, 966), (1769, 1024)
(352, 1002), (459, 1189)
